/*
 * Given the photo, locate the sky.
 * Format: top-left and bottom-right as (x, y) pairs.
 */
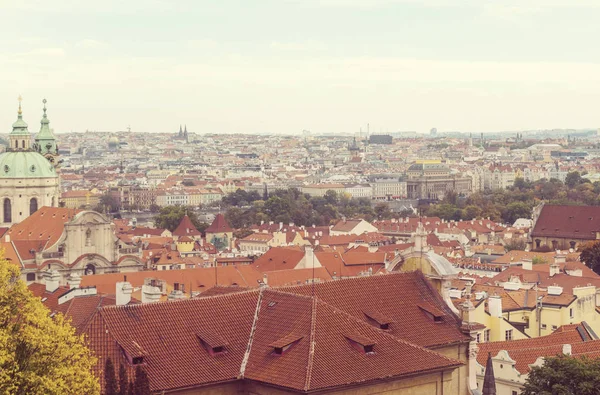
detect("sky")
(1, 0), (600, 135)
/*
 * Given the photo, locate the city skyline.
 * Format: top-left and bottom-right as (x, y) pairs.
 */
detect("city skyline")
(2, 0), (600, 135)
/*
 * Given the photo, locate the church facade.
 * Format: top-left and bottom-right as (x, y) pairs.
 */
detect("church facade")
(0, 98), (60, 226)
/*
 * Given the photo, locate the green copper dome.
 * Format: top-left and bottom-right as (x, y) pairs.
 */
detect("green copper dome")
(0, 151), (57, 178)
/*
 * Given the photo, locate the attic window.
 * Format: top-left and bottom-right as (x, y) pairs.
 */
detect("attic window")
(363, 310), (393, 330)
(196, 331), (227, 356)
(269, 334), (303, 356)
(132, 356), (144, 365)
(343, 333), (376, 354)
(418, 303), (445, 323)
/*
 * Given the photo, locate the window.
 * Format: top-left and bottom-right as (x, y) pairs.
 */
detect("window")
(541, 324), (547, 330)
(29, 198), (38, 215)
(484, 329), (490, 343)
(26, 273), (35, 281)
(512, 391), (518, 395)
(21, 140), (25, 149)
(505, 330), (513, 341)
(3, 198), (11, 223)
(570, 308), (574, 319)
(476, 333), (481, 343)
(552, 325), (558, 331)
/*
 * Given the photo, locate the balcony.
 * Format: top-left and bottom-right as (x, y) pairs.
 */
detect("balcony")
(42, 251), (64, 259)
(119, 247), (140, 254)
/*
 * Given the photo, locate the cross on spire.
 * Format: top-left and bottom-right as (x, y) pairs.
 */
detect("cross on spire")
(18, 95), (22, 115)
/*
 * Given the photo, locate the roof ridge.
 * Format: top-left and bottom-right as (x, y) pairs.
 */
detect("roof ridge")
(239, 287), (264, 379)
(304, 297), (317, 391)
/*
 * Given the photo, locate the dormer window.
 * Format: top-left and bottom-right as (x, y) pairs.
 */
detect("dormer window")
(269, 334), (303, 356)
(343, 333), (376, 354)
(196, 331), (227, 356)
(418, 303), (445, 323)
(363, 310), (393, 330)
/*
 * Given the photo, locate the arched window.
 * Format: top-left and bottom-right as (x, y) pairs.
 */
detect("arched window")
(21, 140), (25, 149)
(29, 198), (38, 215)
(3, 199), (11, 223)
(14, 140), (18, 149)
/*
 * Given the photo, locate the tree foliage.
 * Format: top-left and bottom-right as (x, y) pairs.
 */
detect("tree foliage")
(222, 188), (384, 228)
(0, 257), (100, 394)
(133, 366), (151, 395)
(94, 193), (121, 213)
(104, 358), (118, 395)
(153, 205), (208, 233)
(522, 355), (600, 395)
(425, 176), (600, 223)
(578, 241), (600, 275)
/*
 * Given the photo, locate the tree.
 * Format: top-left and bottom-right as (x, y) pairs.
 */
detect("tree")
(154, 205), (203, 232)
(104, 358), (118, 395)
(374, 202), (392, 219)
(0, 257), (100, 394)
(149, 204), (160, 213)
(234, 228), (254, 239)
(118, 363), (128, 395)
(501, 201), (532, 224)
(522, 355), (600, 395)
(565, 171), (583, 188)
(578, 241), (600, 275)
(133, 365), (151, 395)
(95, 193), (120, 213)
(504, 238), (527, 252)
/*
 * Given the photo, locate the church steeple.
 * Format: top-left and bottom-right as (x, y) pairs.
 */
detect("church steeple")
(10, 95), (32, 151)
(35, 99), (59, 166)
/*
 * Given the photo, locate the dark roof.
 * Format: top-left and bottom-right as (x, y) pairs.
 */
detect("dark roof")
(172, 215), (202, 237)
(205, 213), (233, 233)
(87, 286), (463, 393)
(532, 205), (600, 240)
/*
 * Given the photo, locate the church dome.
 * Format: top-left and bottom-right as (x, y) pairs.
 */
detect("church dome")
(0, 151), (57, 178)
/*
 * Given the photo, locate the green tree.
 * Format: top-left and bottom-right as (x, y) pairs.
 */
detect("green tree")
(104, 358), (118, 395)
(504, 238), (527, 252)
(118, 363), (128, 395)
(95, 193), (120, 213)
(133, 365), (151, 395)
(374, 202), (392, 219)
(233, 228), (254, 239)
(502, 201), (532, 224)
(154, 205), (203, 232)
(565, 171), (583, 188)
(149, 204), (160, 213)
(0, 257), (99, 394)
(522, 355), (600, 395)
(578, 241), (600, 275)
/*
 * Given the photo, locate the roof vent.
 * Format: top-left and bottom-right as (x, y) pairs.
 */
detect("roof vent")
(343, 333), (376, 354)
(270, 334), (303, 356)
(363, 310), (393, 330)
(418, 302), (445, 322)
(196, 331), (228, 356)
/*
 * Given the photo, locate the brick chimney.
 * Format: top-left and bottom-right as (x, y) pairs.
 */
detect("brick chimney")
(44, 269), (60, 293)
(116, 280), (133, 306)
(550, 262), (560, 277)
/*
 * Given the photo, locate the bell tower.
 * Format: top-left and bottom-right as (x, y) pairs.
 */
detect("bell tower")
(9, 96), (32, 151)
(35, 99), (60, 168)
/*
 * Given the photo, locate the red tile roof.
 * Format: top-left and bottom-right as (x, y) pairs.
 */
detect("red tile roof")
(87, 287), (463, 393)
(7, 207), (80, 248)
(172, 215), (202, 237)
(532, 204), (600, 240)
(205, 213), (233, 233)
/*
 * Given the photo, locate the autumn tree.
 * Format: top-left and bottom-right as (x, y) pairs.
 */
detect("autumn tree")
(0, 257), (100, 394)
(578, 241), (600, 275)
(522, 355), (600, 395)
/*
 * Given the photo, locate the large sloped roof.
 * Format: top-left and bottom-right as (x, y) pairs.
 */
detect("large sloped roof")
(205, 213), (233, 233)
(172, 215), (202, 237)
(532, 204), (600, 239)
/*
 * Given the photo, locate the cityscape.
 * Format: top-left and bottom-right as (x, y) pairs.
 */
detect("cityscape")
(3, 2), (600, 395)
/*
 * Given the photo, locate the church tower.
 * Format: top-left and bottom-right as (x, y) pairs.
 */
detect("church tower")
(34, 99), (60, 167)
(9, 96), (32, 151)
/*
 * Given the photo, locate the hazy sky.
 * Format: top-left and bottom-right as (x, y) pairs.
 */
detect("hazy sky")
(1, 0), (600, 135)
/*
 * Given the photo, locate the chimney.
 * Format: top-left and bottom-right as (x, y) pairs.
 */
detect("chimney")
(167, 289), (186, 301)
(279, 222), (283, 230)
(67, 272), (81, 289)
(548, 285), (563, 296)
(141, 284), (162, 303)
(562, 344), (572, 356)
(116, 281), (133, 305)
(550, 262), (560, 277)
(44, 269), (60, 293)
(554, 254), (566, 264)
(4, 234), (9, 243)
(488, 294), (503, 318)
(304, 245), (315, 265)
(522, 259), (533, 271)
(262, 273), (268, 285)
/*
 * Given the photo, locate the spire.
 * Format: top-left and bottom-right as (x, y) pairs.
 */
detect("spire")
(11, 95), (29, 132)
(18, 95), (22, 116)
(35, 98), (58, 157)
(482, 353), (497, 395)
